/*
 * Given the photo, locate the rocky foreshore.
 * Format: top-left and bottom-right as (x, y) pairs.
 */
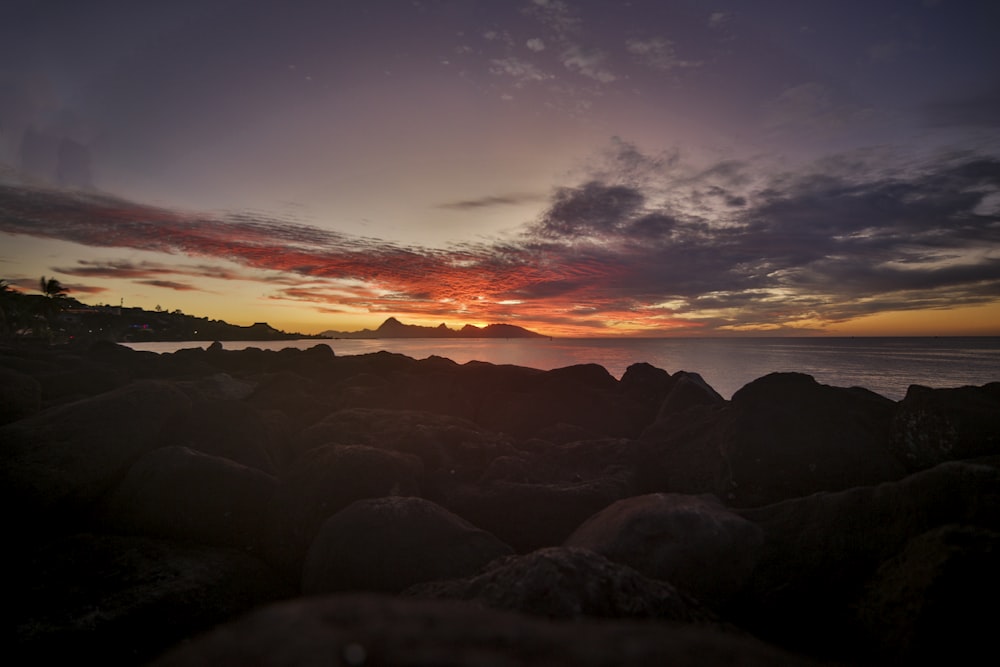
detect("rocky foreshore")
(3, 340), (998, 665)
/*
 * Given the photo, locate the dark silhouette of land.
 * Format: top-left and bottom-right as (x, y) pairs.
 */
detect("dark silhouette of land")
(321, 316), (547, 339)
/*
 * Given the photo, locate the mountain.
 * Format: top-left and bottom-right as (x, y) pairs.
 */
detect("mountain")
(321, 317), (547, 339)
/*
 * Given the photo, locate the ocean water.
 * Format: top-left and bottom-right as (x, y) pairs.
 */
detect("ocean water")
(124, 336), (1000, 401)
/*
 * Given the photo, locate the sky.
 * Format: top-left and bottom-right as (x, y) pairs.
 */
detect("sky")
(2, 0), (999, 337)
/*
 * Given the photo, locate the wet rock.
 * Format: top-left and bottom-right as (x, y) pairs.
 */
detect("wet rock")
(302, 496), (513, 595)
(565, 493), (764, 611)
(405, 546), (723, 625)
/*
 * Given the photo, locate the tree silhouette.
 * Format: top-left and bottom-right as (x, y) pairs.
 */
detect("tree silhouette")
(39, 275), (69, 299)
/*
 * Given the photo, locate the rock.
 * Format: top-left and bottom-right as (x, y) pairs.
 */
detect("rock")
(302, 496), (513, 595)
(640, 372), (906, 506)
(97, 446), (277, 553)
(565, 493), (764, 611)
(0, 364), (41, 424)
(266, 444), (422, 574)
(656, 371), (725, 417)
(0, 380), (192, 534)
(734, 461), (1000, 661)
(405, 546), (723, 624)
(165, 399), (278, 473)
(890, 383), (1000, 470)
(150, 594), (819, 667)
(11, 533), (291, 665)
(856, 524), (1000, 663)
(297, 408), (511, 484)
(446, 477), (634, 553)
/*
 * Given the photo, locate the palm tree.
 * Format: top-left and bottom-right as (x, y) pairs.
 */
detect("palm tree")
(39, 275), (68, 299)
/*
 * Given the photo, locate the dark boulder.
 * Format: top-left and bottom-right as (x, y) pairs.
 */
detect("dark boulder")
(11, 533), (291, 665)
(0, 380), (192, 534)
(890, 382), (1000, 470)
(734, 461), (1000, 661)
(565, 493), (764, 611)
(150, 594), (819, 667)
(297, 408), (513, 485)
(302, 496), (513, 595)
(266, 444), (422, 574)
(856, 524), (1000, 664)
(405, 546), (723, 625)
(446, 476), (634, 554)
(656, 371), (725, 417)
(96, 446), (277, 553)
(641, 373), (906, 506)
(165, 398), (278, 473)
(0, 364), (41, 424)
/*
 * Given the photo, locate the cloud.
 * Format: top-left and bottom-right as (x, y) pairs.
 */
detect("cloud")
(560, 45), (616, 83)
(2, 147), (998, 334)
(708, 12), (731, 29)
(135, 279), (200, 291)
(489, 57), (552, 84)
(437, 192), (546, 210)
(526, 38), (546, 52)
(625, 38), (700, 72)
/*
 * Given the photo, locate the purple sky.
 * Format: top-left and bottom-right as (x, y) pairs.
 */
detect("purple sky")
(2, 0), (999, 335)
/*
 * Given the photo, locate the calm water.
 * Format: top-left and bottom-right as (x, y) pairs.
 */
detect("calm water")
(125, 337), (1000, 401)
(130, 337), (1000, 400)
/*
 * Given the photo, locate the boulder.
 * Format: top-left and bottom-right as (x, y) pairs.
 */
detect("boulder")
(640, 373), (906, 506)
(266, 444), (422, 573)
(12, 533), (291, 665)
(0, 364), (41, 424)
(890, 383), (1000, 470)
(734, 461), (1000, 660)
(150, 594), (819, 667)
(856, 524), (1000, 663)
(302, 496), (513, 595)
(446, 477), (634, 553)
(0, 380), (192, 534)
(97, 446), (277, 553)
(565, 493), (764, 611)
(165, 399), (278, 473)
(405, 546), (723, 624)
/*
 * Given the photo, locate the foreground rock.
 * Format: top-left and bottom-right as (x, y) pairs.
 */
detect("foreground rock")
(565, 493), (764, 613)
(302, 496), (514, 595)
(734, 460), (1000, 660)
(150, 594), (818, 667)
(12, 533), (291, 665)
(641, 372), (906, 505)
(1, 340), (996, 665)
(405, 546), (723, 625)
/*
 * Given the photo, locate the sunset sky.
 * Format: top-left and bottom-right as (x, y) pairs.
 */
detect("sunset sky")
(2, 0), (999, 336)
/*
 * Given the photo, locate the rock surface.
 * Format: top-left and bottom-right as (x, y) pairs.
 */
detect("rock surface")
(0, 340), (995, 665)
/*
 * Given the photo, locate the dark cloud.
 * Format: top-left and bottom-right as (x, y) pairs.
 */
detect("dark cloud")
(536, 181), (645, 238)
(436, 192), (545, 210)
(135, 279), (199, 291)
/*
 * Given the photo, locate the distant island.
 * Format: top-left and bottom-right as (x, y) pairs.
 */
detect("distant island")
(321, 317), (547, 339)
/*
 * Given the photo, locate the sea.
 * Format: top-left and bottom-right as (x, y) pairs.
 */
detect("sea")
(123, 336), (1000, 401)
